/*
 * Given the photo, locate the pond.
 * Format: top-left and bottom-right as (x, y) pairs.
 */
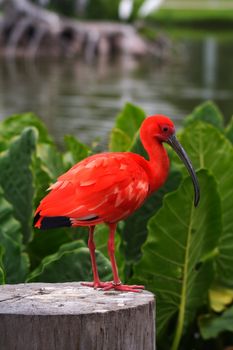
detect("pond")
(0, 29), (232, 147)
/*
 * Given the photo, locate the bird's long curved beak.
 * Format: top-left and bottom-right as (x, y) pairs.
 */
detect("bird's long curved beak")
(166, 134), (200, 207)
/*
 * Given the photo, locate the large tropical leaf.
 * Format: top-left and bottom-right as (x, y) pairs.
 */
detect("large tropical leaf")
(31, 148), (86, 269)
(27, 240), (112, 283)
(225, 115), (233, 143)
(199, 305), (233, 339)
(63, 135), (91, 169)
(0, 112), (53, 144)
(184, 101), (223, 129)
(32, 156), (52, 208)
(36, 143), (64, 180)
(177, 122), (233, 288)
(30, 151), (73, 269)
(0, 187), (29, 283)
(28, 227), (77, 270)
(109, 102), (146, 152)
(0, 128), (37, 243)
(132, 171), (221, 349)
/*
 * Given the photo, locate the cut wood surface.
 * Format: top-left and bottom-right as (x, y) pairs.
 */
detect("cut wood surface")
(0, 282), (155, 350)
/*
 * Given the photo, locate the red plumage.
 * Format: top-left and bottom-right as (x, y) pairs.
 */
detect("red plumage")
(35, 153), (150, 227)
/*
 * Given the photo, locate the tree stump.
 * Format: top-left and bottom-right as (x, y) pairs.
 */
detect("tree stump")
(0, 282), (155, 350)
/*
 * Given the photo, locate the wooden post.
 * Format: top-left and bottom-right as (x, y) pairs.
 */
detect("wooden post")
(0, 282), (155, 350)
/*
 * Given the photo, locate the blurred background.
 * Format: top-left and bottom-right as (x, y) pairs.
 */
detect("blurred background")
(0, 0), (233, 146)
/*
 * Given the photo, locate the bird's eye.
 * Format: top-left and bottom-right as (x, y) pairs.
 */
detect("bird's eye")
(162, 126), (169, 132)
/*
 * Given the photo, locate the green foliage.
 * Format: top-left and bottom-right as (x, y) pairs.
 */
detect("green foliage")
(184, 100), (223, 129)
(199, 305), (233, 339)
(109, 102), (146, 152)
(225, 116), (233, 143)
(177, 122), (233, 289)
(0, 187), (29, 283)
(0, 112), (53, 145)
(0, 128), (37, 243)
(149, 7), (233, 25)
(47, 0), (77, 17)
(133, 171), (221, 349)
(86, 0), (120, 20)
(27, 241), (112, 283)
(36, 143), (64, 180)
(0, 100), (233, 349)
(63, 135), (91, 169)
(0, 246), (5, 284)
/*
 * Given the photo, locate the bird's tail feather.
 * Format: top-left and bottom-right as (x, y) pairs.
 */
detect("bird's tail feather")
(33, 211), (71, 229)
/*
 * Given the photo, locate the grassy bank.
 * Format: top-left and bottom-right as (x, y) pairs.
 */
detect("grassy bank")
(148, 2), (233, 27)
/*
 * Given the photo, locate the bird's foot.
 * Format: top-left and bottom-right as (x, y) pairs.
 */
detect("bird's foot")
(103, 282), (145, 293)
(81, 281), (113, 289)
(81, 281), (144, 292)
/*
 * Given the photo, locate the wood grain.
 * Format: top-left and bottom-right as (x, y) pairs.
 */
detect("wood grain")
(0, 282), (155, 350)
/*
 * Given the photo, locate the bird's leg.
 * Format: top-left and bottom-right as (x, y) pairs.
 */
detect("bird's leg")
(81, 226), (112, 289)
(103, 223), (145, 293)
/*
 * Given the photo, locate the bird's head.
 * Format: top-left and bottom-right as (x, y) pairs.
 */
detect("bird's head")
(140, 115), (200, 207)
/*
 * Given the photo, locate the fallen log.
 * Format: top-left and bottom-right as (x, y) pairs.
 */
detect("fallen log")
(0, 0), (149, 58)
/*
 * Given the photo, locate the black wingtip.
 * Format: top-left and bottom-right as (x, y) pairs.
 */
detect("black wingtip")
(33, 212), (41, 226)
(40, 216), (71, 230)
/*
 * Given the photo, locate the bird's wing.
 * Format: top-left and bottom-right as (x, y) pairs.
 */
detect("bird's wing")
(37, 153), (149, 223)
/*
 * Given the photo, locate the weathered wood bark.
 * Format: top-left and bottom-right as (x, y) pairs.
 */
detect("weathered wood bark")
(0, 0), (149, 58)
(0, 282), (155, 350)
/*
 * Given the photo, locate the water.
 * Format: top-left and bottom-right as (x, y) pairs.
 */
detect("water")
(0, 30), (233, 147)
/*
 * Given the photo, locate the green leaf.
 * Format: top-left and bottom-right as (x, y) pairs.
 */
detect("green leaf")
(0, 187), (29, 283)
(225, 116), (233, 143)
(28, 226), (82, 269)
(0, 112), (53, 144)
(199, 305), (233, 339)
(63, 135), (91, 169)
(132, 170), (221, 349)
(0, 136), (7, 152)
(30, 150), (73, 269)
(129, 132), (148, 159)
(27, 241), (112, 283)
(36, 143), (64, 180)
(32, 156), (52, 208)
(0, 128), (37, 243)
(109, 128), (132, 153)
(184, 101), (223, 129)
(0, 246), (5, 284)
(178, 122), (233, 288)
(109, 103), (146, 151)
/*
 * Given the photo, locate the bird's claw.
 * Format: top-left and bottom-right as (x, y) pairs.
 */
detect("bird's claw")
(103, 282), (145, 293)
(82, 281), (144, 293)
(81, 281), (112, 289)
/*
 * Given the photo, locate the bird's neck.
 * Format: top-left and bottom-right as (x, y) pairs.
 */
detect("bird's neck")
(143, 138), (170, 194)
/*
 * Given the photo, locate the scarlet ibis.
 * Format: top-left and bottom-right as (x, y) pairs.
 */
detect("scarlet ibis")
(34, 115), (200, 292)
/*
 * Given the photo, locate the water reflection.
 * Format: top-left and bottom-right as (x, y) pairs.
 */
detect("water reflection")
(0, 32), (233, 146)
(203, 37), (217, 89)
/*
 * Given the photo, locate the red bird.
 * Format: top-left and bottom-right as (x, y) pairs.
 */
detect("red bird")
(34, 115), (200, 292)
